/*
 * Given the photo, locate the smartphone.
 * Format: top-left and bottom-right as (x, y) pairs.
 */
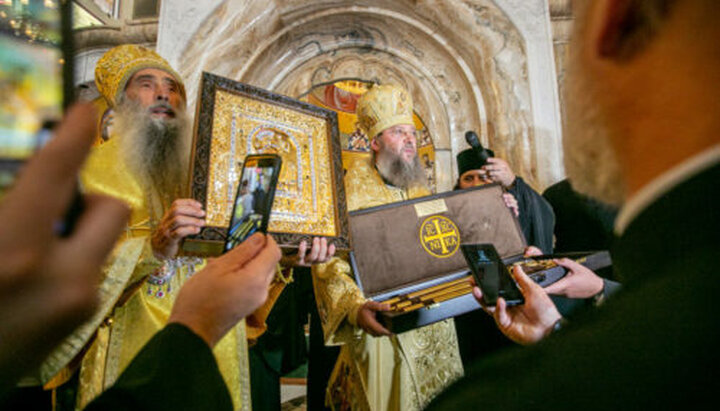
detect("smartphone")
(1, 1), (74, 189)
(224, 154), (282, 252)
(460, 243), (524, 306)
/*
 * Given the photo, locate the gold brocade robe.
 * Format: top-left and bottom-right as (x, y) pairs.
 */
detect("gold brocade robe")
(313, 158), (464, 411)
(38, 137), (253, 410)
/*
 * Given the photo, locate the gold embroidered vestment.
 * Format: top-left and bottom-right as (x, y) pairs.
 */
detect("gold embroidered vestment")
(40, 137), (252, 410)
(313, 158), (464, 411)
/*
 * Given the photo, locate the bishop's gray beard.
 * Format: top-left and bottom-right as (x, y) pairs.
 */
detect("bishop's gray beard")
(563, 49), (625, 206)
(374, 148), (427, 190)
(114, 95), (191, 220)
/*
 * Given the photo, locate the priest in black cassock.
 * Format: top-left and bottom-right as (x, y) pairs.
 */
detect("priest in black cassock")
(454, 148), (555, 253)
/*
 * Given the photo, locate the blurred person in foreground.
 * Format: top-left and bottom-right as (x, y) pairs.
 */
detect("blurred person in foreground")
(428, 0), (720, 408)
(0, 105), (127, 401)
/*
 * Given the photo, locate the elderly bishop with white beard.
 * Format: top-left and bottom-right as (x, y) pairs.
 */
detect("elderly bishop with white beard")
(38, 45), (256, 411)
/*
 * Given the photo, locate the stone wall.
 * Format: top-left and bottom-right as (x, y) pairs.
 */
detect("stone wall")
(549, 0), (573, 134)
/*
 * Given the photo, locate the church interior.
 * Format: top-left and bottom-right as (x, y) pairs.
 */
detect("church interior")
(15, 0), (720, 411)
(3, 0), (720, 409)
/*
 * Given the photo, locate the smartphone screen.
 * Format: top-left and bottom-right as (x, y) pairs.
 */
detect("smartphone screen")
(0, 1), (72, 191)
(460, 243), (524, 306)
(224, 154), (282, 252)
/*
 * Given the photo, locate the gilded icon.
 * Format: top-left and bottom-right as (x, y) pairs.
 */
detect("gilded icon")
(185, 73), (350, 254)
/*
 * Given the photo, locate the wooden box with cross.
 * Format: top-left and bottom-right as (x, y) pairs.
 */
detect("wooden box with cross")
(348, 184), (610, 333)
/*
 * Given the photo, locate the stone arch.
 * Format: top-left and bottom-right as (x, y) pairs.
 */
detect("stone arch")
(168, 0), (559, 191)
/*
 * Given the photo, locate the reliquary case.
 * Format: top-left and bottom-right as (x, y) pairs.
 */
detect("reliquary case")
(349, 184), (610, 333)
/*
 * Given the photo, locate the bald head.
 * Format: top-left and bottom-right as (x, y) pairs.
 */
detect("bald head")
(564, 0), (720, 204)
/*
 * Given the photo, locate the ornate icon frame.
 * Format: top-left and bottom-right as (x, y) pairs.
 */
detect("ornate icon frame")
(184, 72), (350, 255)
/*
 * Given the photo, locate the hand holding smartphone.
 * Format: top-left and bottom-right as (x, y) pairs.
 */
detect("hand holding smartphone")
(460, 243), (524, 306)
(224, 154), (282, 252)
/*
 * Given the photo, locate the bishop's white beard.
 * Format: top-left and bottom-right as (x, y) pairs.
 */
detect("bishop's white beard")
(114, 95), (191, 220)
(374, 144), (427, 190)
(563, 51), (626, 206)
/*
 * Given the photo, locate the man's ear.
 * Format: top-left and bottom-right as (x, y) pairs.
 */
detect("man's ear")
(594, 0), (656, 61)
(594, 0), (634, 59)
(370, 135), (382, 153)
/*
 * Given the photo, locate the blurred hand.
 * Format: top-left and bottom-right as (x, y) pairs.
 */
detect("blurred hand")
(151, 199), (205, 259)
(168, 233), (281, 347)
(283, 237), (336, 267)
(482, 157), (516, 188)
(472, 265), (561, 345)
(0, 104), (129, 390)
(356, 301), (392, 337)
(502, 193), (520, 217)
(544, 258), (604, 299)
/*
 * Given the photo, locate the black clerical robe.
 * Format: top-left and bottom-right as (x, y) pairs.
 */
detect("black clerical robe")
(542, 179), (618, 254)
(508, 177), (555, 254)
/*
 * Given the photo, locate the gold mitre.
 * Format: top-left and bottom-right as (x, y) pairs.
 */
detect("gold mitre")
(95, 44), (186, 107)
(356, 84), (414, 138)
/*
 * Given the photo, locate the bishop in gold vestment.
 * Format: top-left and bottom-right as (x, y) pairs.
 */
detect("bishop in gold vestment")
(38, 45), (266, 410)
(313, 85), (463, 410)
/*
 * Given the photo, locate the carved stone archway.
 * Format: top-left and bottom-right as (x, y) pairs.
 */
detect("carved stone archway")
(158, 0), (563, 191)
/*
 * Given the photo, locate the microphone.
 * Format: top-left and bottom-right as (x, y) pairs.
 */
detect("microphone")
(464, 131), (491, 166)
